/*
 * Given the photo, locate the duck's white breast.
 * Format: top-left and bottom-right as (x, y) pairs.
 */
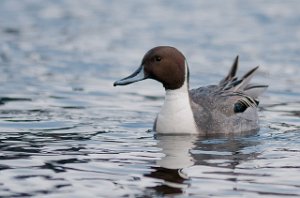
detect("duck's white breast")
(155, 85), (198, 134)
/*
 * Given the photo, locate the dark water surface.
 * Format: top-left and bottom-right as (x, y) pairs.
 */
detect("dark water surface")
(0, 0), (300, 197)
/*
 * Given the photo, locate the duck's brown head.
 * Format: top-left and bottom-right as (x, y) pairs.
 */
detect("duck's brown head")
(114, 46), (188, 90)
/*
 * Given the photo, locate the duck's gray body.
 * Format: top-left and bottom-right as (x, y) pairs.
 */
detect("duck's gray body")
(189, 85), (258, 135)
(188, 56), (267, 135)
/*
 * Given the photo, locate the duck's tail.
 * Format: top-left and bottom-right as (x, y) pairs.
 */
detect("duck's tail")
(220, 56), (268, 99)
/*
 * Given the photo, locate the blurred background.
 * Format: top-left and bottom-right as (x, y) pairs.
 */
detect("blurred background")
(0, 0), (299, 197)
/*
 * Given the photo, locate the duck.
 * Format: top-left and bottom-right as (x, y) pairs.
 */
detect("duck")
(114, 46), (268, 135)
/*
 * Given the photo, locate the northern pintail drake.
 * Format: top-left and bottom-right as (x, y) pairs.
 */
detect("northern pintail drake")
(114, 46), (268, 135)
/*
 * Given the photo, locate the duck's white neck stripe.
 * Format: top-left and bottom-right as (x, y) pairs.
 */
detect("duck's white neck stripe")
(155, 60), (198, 134)
(184, 59), (189, 88)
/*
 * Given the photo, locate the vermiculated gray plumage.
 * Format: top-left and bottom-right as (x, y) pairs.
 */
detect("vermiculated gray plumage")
(189, 57), (268, 135)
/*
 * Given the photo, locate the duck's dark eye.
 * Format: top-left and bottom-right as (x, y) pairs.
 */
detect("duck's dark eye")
(155, 56), (162, 62)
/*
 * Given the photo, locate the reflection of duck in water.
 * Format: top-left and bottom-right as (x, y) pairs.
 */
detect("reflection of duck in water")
(144, 134), (261, 196)
(145, 135), (197, 195)
(156, 135), (196, 169)
(191, 135), (261, 169)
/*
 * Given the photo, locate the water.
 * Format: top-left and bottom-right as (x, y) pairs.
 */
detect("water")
(0, 0), (300, 197)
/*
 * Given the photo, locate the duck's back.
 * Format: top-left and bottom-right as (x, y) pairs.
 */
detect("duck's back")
(189, 86), (259, 135)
